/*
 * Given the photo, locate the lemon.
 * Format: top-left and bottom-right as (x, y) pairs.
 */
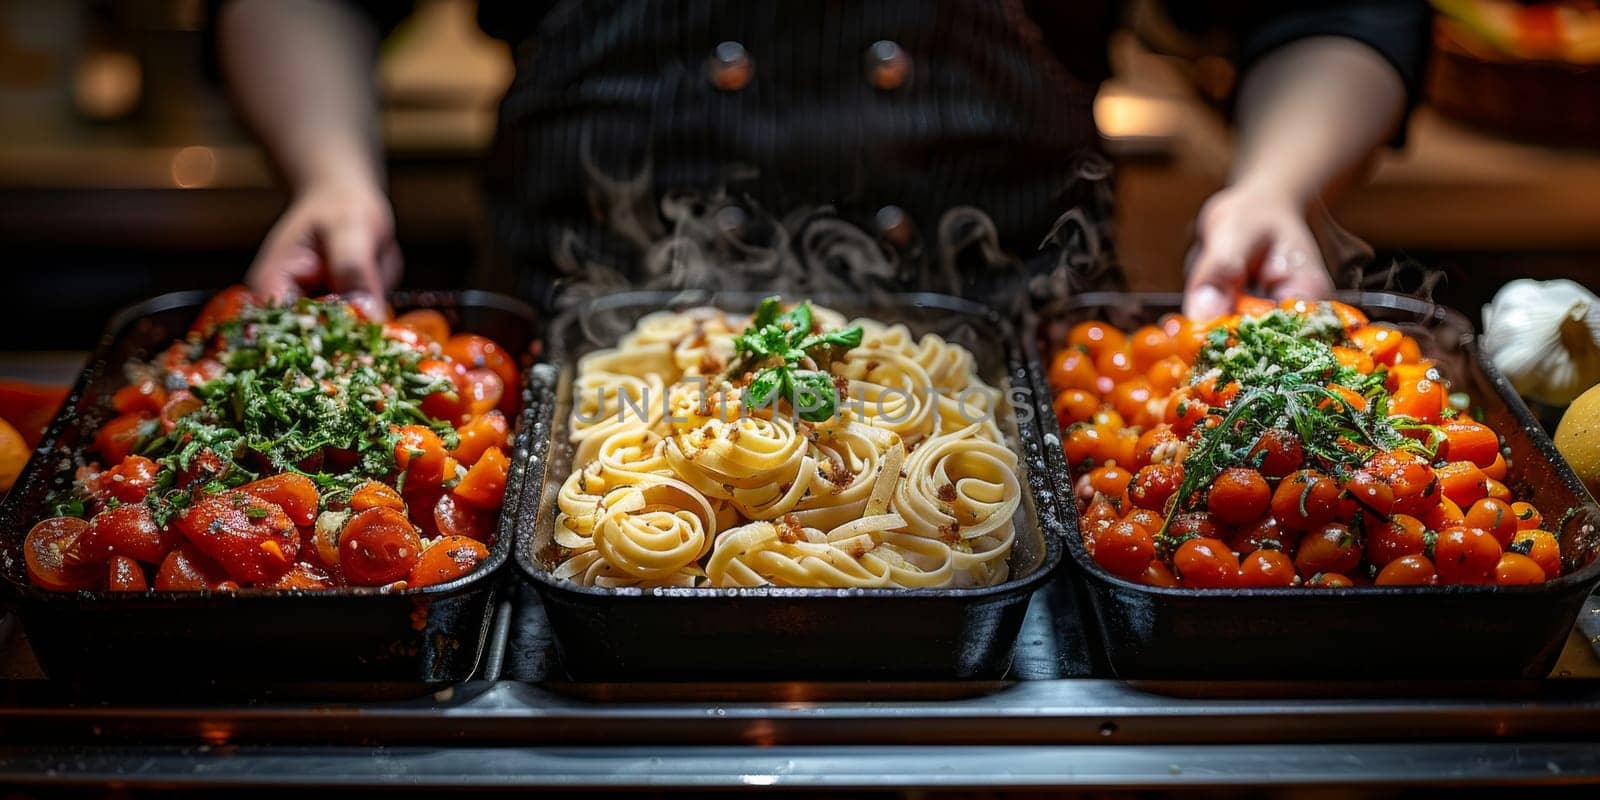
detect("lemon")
(1554, 383), (1600, 498)
(0, 417), (28, 493)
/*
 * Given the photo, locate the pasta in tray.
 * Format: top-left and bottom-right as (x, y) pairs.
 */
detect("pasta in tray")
(551, 299), (1020, 589)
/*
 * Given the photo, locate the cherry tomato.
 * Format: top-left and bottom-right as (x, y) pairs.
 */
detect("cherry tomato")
(1234, 295), (1277, 317)
(1128, 463), (1183, 511)
(1122, 507), (1165, 531)
(339, 507), (424, 587)
(395, 308), (451, 343)
(1494, 552), (1545, 585)
(1464, 498), (1518, 548)
(1228, 515), (1298, 555)
(1306, 572), (1354, 588)
(443, 334), (519, 402)
(1048, 349), (1099, 392)
(1133, 425), (1180, 469)
(417, 358), (467, 423)
(1330, 346), (1375, 375)
(350, 480), (407, 513)
(94, 413), (155, 464)
(1173, 537), (1240, 588)
(1365, 513), (1426, 567)
(77, 503), (173, 565)
(1483, 453), (1508, 482)
(1437, 461), (1490, 508)
(434, 493), (493, 540)
(101, 455), (158, 503)
(1318, 384), (1367, 414)
(394, 424), (449, 486)
(266, 561), (335, 590)
(1128, 325), (1174, 370)
(1389, 374), (1447, 424)
(189, 285), (256, 339)
(453, 446), (510, 509)
(1080, 494), (1121, 544)
(1249, 429), (1304, 479)
(408, 536), (491, 588)
(1145, 356), (1188, 393)
(1375, 554), (1436, 586)
(1325, 301), (1369, 331)
(1238, 549), (1297, 588)
(159, 390), (203, 432)
(1109, 379), (1154, 426)
(106, 555), (148, 592)
(1063, 423), (1103, 467)
(1207, 467), (1269, 525)
(1095, 346), (1139, 385)
(1164, 388), (1209, 437)
(1437, 418), (1500, 468)
(1088, 465), (1134, 498)
(1433, 526), (1502, 585)
(1090, 407), (1125, 429)
(1270, 470), (1348, 531)
(24, 517), (101, 591)
(1168, 512), (1224, 541)
(1363, 450), (1439, 517)
(1195, 375), (1240, 407)
(1421, 495), (1466, 531)
(153, 542), (232, 590)
(1106, 427), (1140, 468)
(239, 472), (320, 527)
(1066, 321), (1126, 359)
(175, 491), (299, 584)
(1293, 523), (1362, 578)
(1138, 559), (1180, 587)
(1090, 520), (1156, 579)
(1484, 478), (1511, 502)
(1349, 323), (1407, 366)
(1053, 389), (1099, 427)
(1511, 502), (1543, 532)
(1510, 530), (1562, 578)
(112, 379), (167, 416)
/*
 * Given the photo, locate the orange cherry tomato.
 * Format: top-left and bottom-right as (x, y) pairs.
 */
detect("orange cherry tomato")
(1464, 498), (1518, 547)
(1433, 526), (1502, 585)
(1095, 346), (1139, 385)
(24, 517), (101, 591)
(339, 507), (424, 587)
(1090, 520), (1156, 579)
(189, 285), (256, 339)
(1238, 549), (1297, 588)
(1270, 470), (1348, 532)
(1128, 325), (1174, 370)
(1138, 559), (1180, 587)
(1483, 453), (1508, 482)
(462, 368), (507, 418)
(1325, 300), (1369, 331)
(94, 413), (154, 464)
(159, 390), (203, 432)
(1133, 425), (1180, 469)
(1306, 573), (1354, 588)
(1318, 384), (1367, 414)
(1122, 507), (1164, 531)
(1437, 418), (1499, 468)
(1511, 502), (1543, 531)
(1293, 523), (1362, 578)
(408, 535), (491, 588)
(1494, 552), (1546, 585)
(1103, 427), (1140, 469)
(101, 455), (158, 504)
(1088, 465), (1135, 498)
(443, 334), (519, 401)
(1048, 349), (1099, 392)
(1196, 374), (1240, 407)
(239, 472), (320, 528)
(1437, 461), (1491, 508)
(1330, 346), (1375, 375)
(1357, 450), (1440, 517)
(1389, 373), (1447, 424)
(1173, 537), (1240, 588)
(1349, 323), (1408, 366)
(395, 308), (451, 343)
(1366, 513), (1427, 567)
(112, 379), (167, 416)
(1066, 321), (1126, 360)
(1375, 554), (1436, 586)
(1164, 388), (1208, 437)
(1421, 495), (1466, 531)
(1053, 389), (1099, 427)
(266, 561), (335, 590)
(1234, 295), (1277, 317)
(106, 555), (148, 592)
(1207, 467), (1270, 526)
(1146, 356), (1188, 393)
(452, 446), (510, 509)
(1109, 379), (1154, 426)
(394, 425), (449, 486)
(1485, 478), (1511, 502)
(1510, 530), (1561, 578)
(350, 480), (407, 513)
(1063, 423), (1103, 467)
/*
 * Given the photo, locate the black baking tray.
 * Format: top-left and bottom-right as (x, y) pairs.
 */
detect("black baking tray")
(1031, 291), (1600, 679)
(0, 289), (542, 684)
(514, 290), (1065, 680)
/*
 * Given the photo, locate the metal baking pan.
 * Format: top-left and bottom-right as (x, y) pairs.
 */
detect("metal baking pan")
(1030, 291), (1600, 679)
(0, 289), (542, 684)
(514, 290), (1065, 680)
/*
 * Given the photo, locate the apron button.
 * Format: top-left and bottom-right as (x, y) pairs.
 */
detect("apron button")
(708, 41), (753, 91)
(875, 205), (915, 248)
(865, 40), (911, 91)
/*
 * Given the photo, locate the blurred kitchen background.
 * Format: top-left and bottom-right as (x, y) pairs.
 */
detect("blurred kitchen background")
(2, 0), (1598, 354)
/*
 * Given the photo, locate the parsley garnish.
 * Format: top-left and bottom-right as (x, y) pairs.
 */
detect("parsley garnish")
(726, 297), (862, 422)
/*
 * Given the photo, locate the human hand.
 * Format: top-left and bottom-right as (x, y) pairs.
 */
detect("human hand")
(245, 179), (400, 320)
(1182, 181), (1335, 322)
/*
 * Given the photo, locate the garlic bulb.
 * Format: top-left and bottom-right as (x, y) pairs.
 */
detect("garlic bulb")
(1482, 278), (1600, 405)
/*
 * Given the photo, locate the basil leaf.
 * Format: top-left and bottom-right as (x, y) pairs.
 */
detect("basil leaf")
(777, 301), (813, 345)
(750, 296), (783, 330)
(744, 367), (785, 410)
(787, 370), (838, 422)
(798, 325), (863, 352)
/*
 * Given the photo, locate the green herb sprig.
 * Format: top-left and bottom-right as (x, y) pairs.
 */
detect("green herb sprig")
(726, 297), (862, 422)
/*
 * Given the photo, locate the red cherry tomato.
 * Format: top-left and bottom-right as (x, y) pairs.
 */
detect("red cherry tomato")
(339, 507), (424, 587)
(239, 472), (320, 528)
(78, 503), (174, 565)
(106, 555), (149, 592)
(101, 455), (158, 504)
(94, 413), (154, 464)
(1293, 523), (1362, 578)
(175, 491), (300, 584)
(1238, 549), (1297, 588)
(1248, 429), (1304, 479)
(1433, 526), (1502, 585)
(1365, 513), (1426, 568)
(1090, 520), (1155, 579)
(24, 517), (101, 591)
(1207, 467), (1270, 526)
(1464, 498), (1518, 548)
(1270, 470), (1347, 531)
(1375, 554), (1437, 586)
(152, 542), (232, 591)
(434, 493), (492, 541)
(1172, 537), (1240, 588)
(453, 446), (510, 509)
(408, 536), (491, 588)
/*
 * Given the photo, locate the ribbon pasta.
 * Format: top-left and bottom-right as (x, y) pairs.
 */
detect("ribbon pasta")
(551, 305), (1019, 589)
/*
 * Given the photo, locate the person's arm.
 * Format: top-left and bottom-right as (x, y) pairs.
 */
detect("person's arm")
(218, 0), (400, 316)
(1182, 35), (1406, 320)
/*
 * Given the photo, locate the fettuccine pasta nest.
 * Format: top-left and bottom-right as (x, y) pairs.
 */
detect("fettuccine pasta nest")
(551, 305), (1021, 589)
